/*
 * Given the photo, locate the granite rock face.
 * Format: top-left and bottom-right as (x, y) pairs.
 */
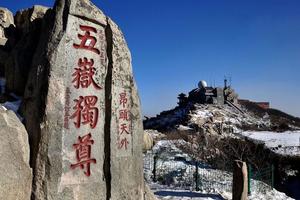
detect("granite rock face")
(0, 7), (14, 46)
(15, 5), (49, 32)
(108, 16), (145, 200)
(4, 5), (49, 95)
(0, 7), (14, 76)
(0, 0), (150, 199)
(0, 7), (14, 28)
(143, 131), (154, 152)
(144, 184), (159, 200)
(20, 0), (144, 199)
(0, 106), (32, 200)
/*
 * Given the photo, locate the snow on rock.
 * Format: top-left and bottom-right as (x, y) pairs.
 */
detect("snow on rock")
(1, 93), (23, 121)
(240, 131), (300, 156)
(188, 104), (271, 136)
(144, 104), (192, 131)
(191, 109), (213, 119)
(144, 102), (275, 134)
(177, 125), (193, 131)
(145, 129), (166, 141)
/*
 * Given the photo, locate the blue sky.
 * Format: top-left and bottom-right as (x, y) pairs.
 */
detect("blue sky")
(2, 0), (300, 117)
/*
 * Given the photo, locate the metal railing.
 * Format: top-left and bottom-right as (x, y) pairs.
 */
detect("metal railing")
(248, 164), (274, 195)
(144, 153), (232, 193)
(145, 152), (276, 196)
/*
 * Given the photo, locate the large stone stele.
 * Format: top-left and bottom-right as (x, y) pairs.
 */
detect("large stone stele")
(22, 0), (145, 199)
(0, 106), (32, 200)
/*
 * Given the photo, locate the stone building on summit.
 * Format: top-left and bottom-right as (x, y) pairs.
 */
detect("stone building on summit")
(177, 78), (270, 112)
(178, 79), (238, 107)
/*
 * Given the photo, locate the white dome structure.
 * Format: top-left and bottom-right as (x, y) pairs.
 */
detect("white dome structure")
(198, 80), (208, 89)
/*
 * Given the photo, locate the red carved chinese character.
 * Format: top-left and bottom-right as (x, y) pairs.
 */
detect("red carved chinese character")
(120, 123), (130, 135)
(70, 96), (99, 129)
(118, 137), (129, 150)
(70, 133), (96, 177)
(119, 92), (128, 108)
(73, 25), (100, 54)
(119, 109), (129, 121)
(72, 57), (102, 90)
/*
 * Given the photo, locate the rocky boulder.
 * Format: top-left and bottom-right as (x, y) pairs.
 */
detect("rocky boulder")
(143, 131), (154, 152)
(144, 129), (166, 141)
(0, 7), (14, 46)
(4, 5), (49, 95)
(20, 0), (145, 199)
(0, 7), (14, 76)
(144, 184), (159, 200)
(0, 106), (32, 200)
(14, 5), (49, 33)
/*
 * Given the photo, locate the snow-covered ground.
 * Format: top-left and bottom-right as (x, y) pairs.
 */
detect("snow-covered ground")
(144, 140), (232, 193)
(240, 131), (300, 156)
(144, 140), (294, 199)
(151, 185), (225, 200)
(152, 187), (293, 200)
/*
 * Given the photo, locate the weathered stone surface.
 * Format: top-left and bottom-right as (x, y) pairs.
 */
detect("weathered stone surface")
(109, 16), (144, 199)
(4, 5), (50, 95)
(0, 8), (14, 28)
(0, 7), (13, 75)
(15, 5), (49, 33)
(143, 131), (154, 152)
(21, 0), (145, 199)
(0, 7), (14, 46)
(144, 184), (158, 200)
(144, 129), (165, 142)
(0, 106), (32, 200)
